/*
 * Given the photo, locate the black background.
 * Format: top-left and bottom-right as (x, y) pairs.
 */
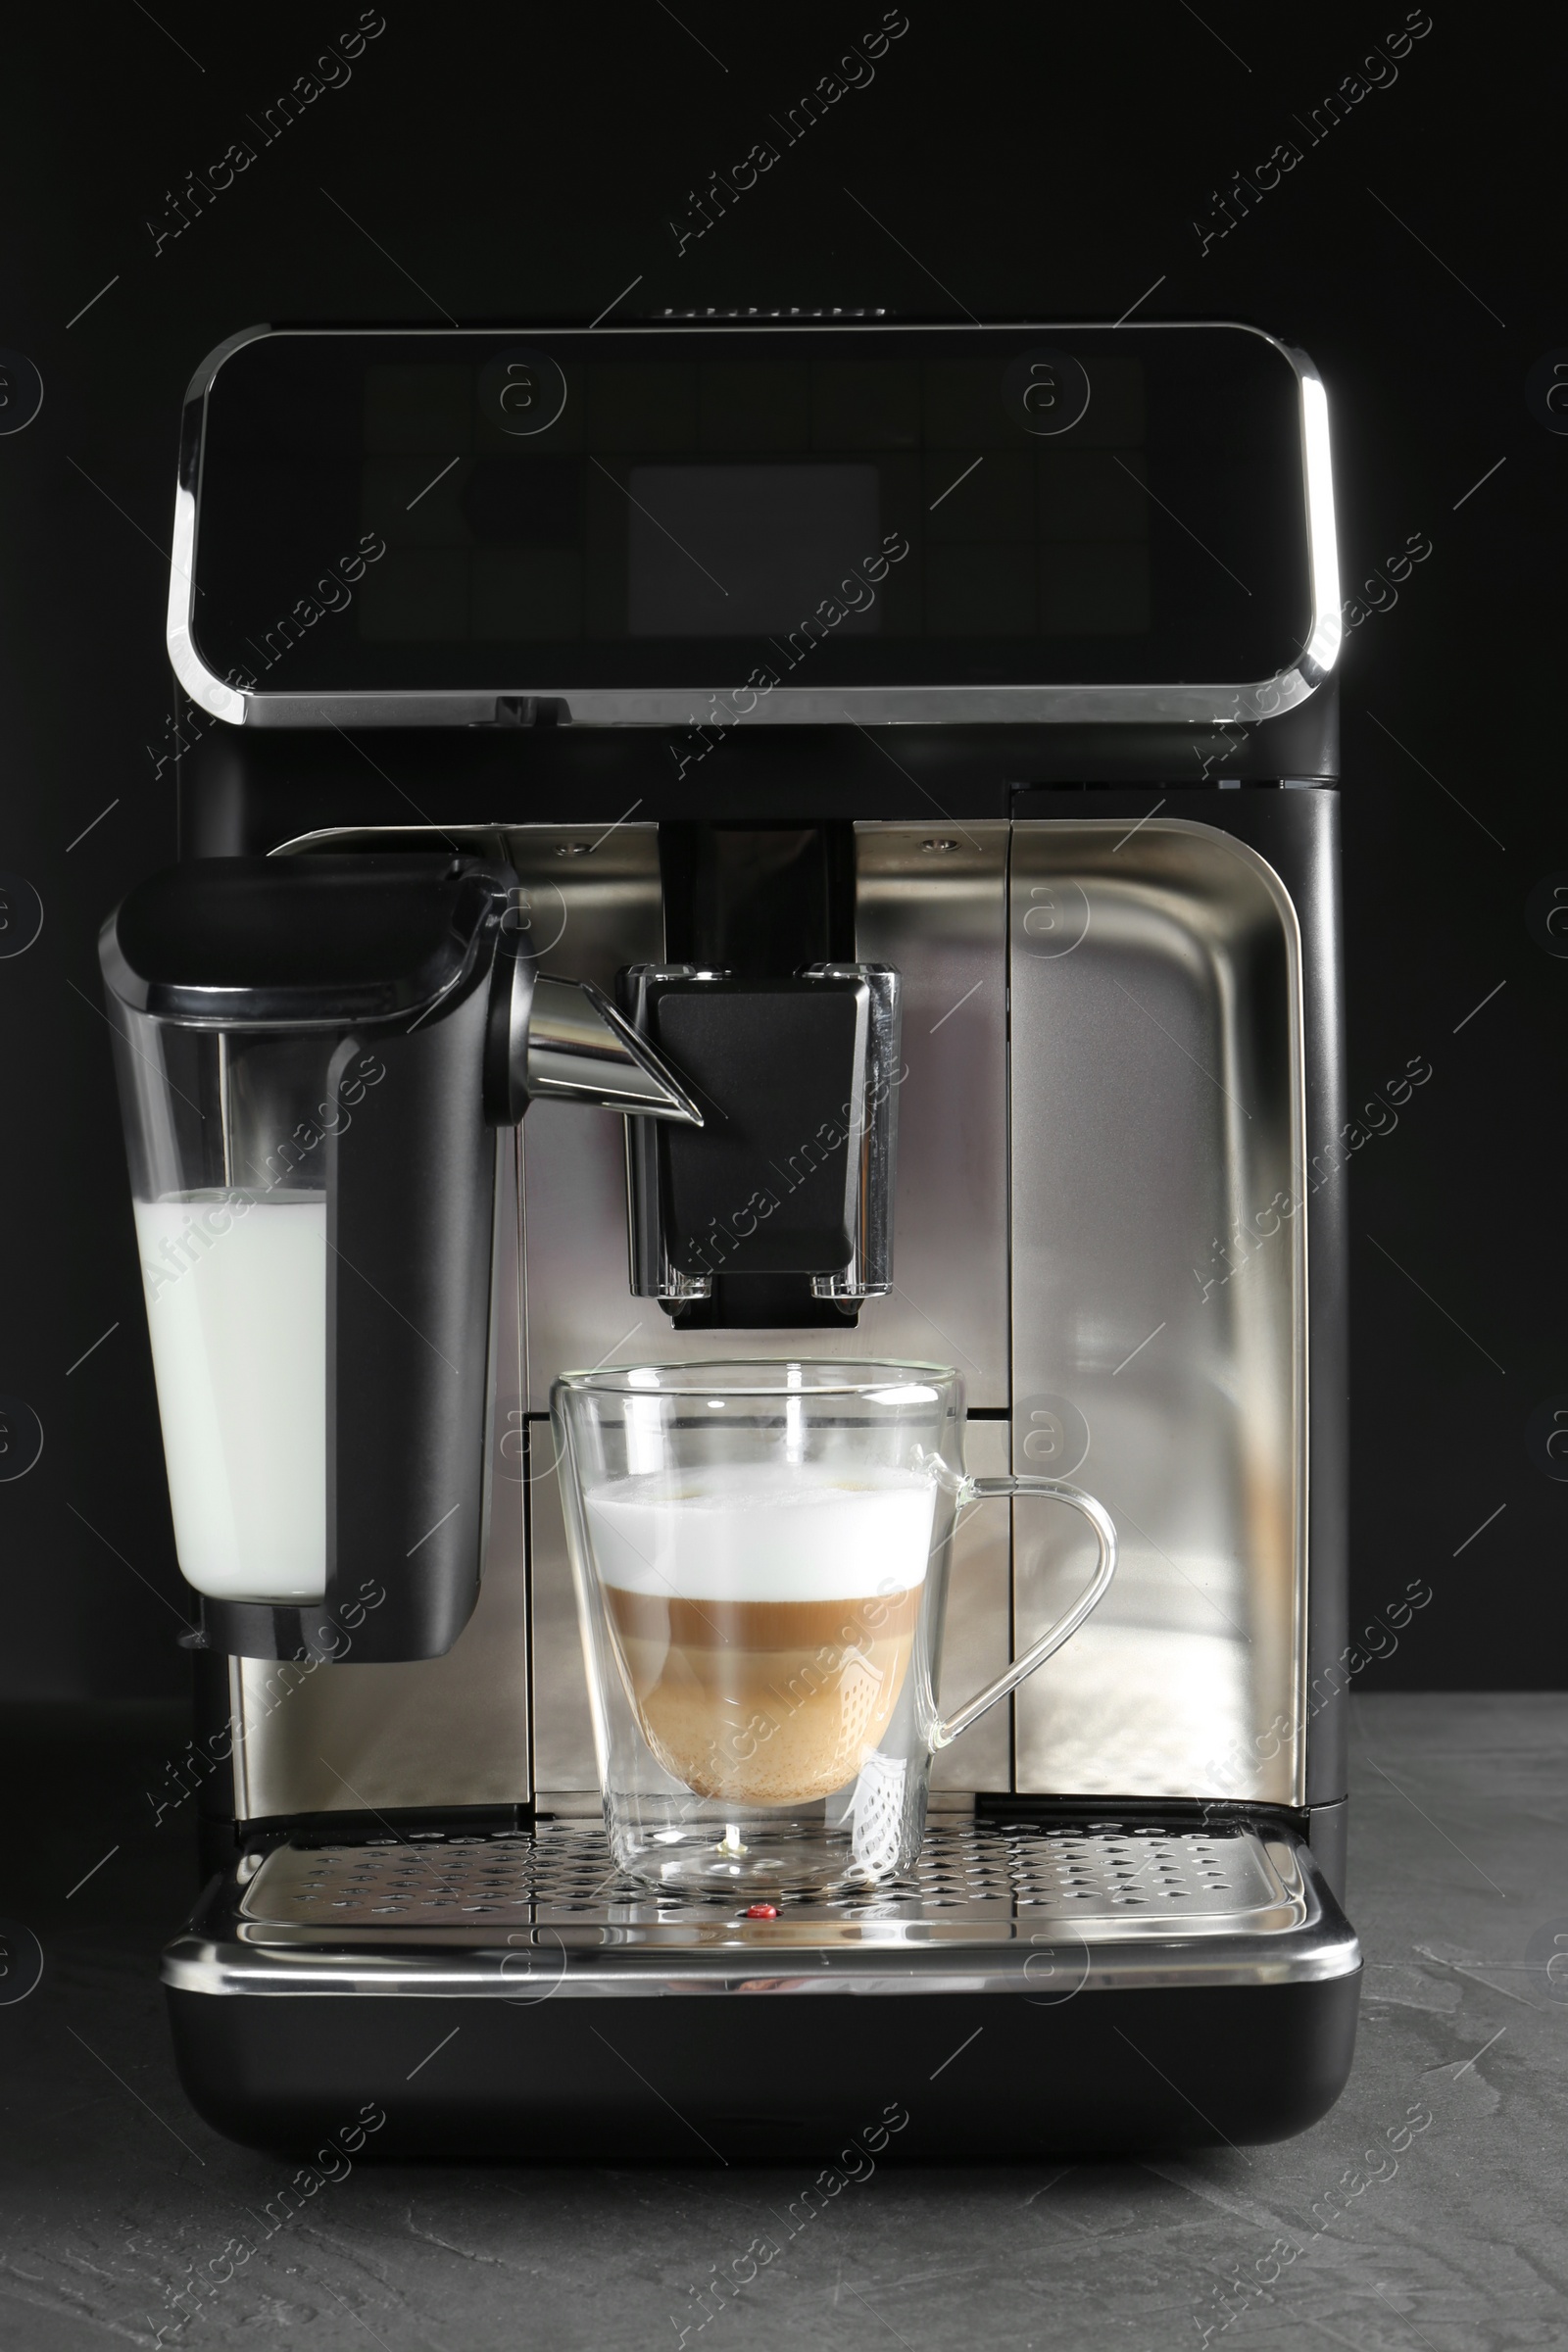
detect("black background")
(1, 4), (1561, 1698)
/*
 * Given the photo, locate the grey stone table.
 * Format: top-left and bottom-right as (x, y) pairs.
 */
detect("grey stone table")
(1, 1692), (1563, 2350)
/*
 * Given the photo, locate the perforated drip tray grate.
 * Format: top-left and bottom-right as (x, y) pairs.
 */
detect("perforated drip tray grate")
(240, 1819), (1286, 1934)
(163, 1814), (1361, 1995)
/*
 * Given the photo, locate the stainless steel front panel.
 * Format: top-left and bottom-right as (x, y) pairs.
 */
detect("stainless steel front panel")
(164, 1819), (1359, 1996)
(526, 1416), (595, 1801)
(854, 824), (1009, 1400)
(250, 814), (1311, 1822)
(262, 821), (1009, 1806)
(507, 822), (664, 1406)
(1008, 820), (1306, 1805)
(514, 815), (1015, 1791)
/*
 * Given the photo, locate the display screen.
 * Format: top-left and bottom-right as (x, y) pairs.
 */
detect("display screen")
(187, 326), (1312, 696)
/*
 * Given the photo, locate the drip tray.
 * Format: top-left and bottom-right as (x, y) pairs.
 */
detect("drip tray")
(167, 1817), (1359, 1996)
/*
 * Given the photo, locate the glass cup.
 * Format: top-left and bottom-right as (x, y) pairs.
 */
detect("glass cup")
(552, 1359), (1118, 1897)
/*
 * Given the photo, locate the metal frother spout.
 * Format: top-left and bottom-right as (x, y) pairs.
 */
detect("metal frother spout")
(527, 974), (704, 1122)
(485, 948), (703, 1127)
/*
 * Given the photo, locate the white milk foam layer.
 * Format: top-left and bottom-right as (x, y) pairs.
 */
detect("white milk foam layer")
(584, 1461), (936, 1603)
(134, 1192), (326, 1601)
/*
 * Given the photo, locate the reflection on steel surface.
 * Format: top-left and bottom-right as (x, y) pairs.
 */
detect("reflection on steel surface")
(1010, 820), (1306, 1807)
(252, 816), (1310, 1821)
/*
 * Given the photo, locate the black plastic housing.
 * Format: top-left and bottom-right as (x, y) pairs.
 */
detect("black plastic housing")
(167, 1974), (1359, 2162)
(645, 976), (865, 1261)
(320, 974), (500, 1658)
(178, 692), (1339, 858)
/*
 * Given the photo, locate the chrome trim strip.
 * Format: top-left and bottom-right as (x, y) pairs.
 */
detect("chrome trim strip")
(233, 678), (1323, 731)
(163, 1926), (1361, 1997)
(1294, 358), (1342, 681)
(165, 322), (1338, 731)
(168, 324), (272, 722)
(181, 320), (275, 410)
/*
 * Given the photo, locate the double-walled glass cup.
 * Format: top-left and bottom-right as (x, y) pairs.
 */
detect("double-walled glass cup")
(553, 1360), (1118, 1897)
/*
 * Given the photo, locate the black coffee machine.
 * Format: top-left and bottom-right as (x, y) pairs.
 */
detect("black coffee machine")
(110, 320), (1359, 2157)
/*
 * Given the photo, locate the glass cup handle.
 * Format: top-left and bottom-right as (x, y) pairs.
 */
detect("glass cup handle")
(931, 1476), (1118, 1750)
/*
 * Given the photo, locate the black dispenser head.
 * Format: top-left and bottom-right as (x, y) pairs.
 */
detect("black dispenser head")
(622, 962), (901, 1328)
(621, 823), (902, 1329)
(100, 854), (697, 1663)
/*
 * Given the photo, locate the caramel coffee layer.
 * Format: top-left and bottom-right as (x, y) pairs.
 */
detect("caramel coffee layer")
(606, 1585), (921, 1806)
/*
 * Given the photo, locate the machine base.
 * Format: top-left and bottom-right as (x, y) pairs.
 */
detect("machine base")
(168, 1975), (1359, 2162)
(163, 1812), (1359, 2159)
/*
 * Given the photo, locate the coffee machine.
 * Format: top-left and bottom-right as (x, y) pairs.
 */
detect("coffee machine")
(115, 320), (1359, 2157)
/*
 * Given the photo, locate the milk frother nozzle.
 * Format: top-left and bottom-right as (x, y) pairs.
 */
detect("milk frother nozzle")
(485, 952), (704, 1128)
